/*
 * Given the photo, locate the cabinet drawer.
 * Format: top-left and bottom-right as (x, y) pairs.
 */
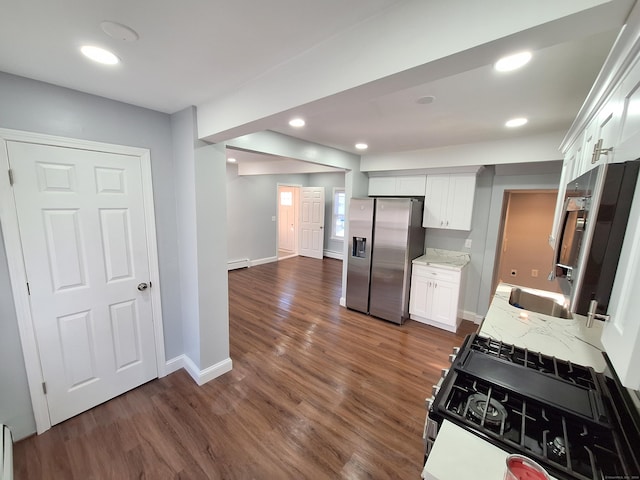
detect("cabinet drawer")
(412, 265), (460, 283)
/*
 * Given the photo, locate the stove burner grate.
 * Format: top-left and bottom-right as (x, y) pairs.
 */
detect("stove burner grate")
(465, 393), (508, 427)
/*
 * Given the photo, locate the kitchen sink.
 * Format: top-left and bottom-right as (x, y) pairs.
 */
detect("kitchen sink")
(509, 287), (572, 319)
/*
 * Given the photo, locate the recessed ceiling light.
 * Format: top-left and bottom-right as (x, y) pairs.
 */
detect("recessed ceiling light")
(100, 21), (139, 42)
(355, 143), (368, 150)
(494, 51), (532, 72)
(289, 118), (305, 127)
(227, 157), (237, 163)
(80, 45), (119, 65)
(505, 117), (528, 128)
(416, 95), (436, 105)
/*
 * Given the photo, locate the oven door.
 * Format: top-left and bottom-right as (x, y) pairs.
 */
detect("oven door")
(554, 196), (587, 290)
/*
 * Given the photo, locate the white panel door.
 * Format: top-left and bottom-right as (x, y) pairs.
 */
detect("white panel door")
(8, 141), (157, 426)
(299, 187), (324, 259)
(278, 186), (296, 253)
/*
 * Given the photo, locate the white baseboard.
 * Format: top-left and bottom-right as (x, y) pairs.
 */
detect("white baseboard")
(250, 256), (278, 267)
(183, 355), (233, 386)
(323, 250), (343, 260)
(462, 310), (484, 324)
(165, 354), (233, 386)
(165, 354), (186, 375)
(227, 258), (249, 270)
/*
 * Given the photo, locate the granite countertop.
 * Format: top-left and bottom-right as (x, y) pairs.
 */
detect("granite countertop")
(412, 248), (470, 270)
(422, 281), (606, 480)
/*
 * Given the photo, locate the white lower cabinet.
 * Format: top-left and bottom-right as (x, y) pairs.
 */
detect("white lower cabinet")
(409, 264), (465, 332)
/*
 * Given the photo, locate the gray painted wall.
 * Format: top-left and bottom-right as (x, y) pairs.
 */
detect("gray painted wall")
(195, 144), (230, 367)
(425, 166), (562, 320)
(0, 225), (35, 439)
(0, 72), (182, 439)
(172, 107), (200, 364)
(226, 165), (345, 263)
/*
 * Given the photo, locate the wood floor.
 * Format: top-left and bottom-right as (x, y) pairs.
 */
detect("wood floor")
(14, 256), (477, 479)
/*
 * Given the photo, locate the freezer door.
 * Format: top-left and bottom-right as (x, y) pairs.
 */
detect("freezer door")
(346, 198), (374, 313)
(369, 198), (414, 323)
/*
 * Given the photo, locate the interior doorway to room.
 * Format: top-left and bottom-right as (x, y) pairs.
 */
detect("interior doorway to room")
(278, 185), (300, 259)
(493, 190), (562, 294)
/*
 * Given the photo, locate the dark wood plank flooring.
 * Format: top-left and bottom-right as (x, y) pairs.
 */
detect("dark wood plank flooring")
(14, 256), (477, 479)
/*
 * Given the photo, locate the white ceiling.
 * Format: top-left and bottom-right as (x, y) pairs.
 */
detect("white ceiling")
(0, 0), (633, 167)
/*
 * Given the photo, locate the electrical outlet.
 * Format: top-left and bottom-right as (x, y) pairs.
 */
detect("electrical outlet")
(271, 216), (276, 221)
(465, 238), (472, 248)
(531, 269), (539, 277)
(510, 269), (517, 276)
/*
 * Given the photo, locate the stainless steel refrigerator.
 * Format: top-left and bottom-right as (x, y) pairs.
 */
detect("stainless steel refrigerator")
(346, 197), (425, 324)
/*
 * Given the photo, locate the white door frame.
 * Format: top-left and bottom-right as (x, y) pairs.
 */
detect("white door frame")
(0, 128), (166, 434)
(276, 183), (301, 258)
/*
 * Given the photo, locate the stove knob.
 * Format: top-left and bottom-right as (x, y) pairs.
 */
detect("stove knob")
(432, 385), (440, 397)
(452, 347), (460, 355)
(448, 353), (456, 363)
(426, 396), (435, 411)
(441, 368), (449, 378)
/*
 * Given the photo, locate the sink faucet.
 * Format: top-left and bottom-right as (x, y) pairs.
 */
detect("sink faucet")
(586, 300), (610, 328)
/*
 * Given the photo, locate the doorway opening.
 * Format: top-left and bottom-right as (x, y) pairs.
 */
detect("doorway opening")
(278, 185), (300, 260)
(492, 190), (562, 295)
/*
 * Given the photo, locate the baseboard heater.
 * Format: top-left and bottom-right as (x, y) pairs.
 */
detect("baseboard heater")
(227, 258), (249, 271)
(1, 424), (13, 480)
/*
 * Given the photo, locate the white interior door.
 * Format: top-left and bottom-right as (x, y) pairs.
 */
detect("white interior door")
(299, 187), (324, 259)
(7, 141), (158, 426)
(278, 186), (297, 253)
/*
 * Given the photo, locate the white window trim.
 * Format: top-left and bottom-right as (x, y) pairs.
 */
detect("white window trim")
(331, 187), (345, 241)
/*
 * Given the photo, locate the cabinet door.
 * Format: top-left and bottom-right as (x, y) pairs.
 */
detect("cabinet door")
(368, 177), (396, 196)
(409, 274), (430, 318)
(430, 280), (458, 327)
(614, 58), (640, 163)
(396, 176), (426, 196)
(423, 176), (448, 228)
(445, 174), (475, 230)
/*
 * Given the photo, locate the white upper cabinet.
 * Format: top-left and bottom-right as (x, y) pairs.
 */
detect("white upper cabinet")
(423, 173), (476, 230)
(368, 175), (425, 196)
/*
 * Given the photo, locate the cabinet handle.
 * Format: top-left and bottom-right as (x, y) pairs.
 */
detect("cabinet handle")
(445, 220), (449, 227)
(591, 138), (613, 164)
(434, 282), (437, 289)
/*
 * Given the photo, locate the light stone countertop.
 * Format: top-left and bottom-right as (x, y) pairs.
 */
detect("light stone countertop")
(479, 282), (606, 372)
(421, 281), (606, 480)
(412, 248), (470, 270)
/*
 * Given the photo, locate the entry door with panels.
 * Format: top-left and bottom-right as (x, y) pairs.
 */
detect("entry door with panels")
(299, 187), (325, 259)
(8, 141), (158, 426)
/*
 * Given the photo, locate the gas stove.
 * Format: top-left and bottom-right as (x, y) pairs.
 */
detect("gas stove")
(424, 333), (640, 480)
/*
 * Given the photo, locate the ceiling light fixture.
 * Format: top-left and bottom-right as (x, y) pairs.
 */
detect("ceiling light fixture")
(289, 118), (305, 127)
(494, 51), (532, 72)
(80, 45), (120, 65)
(355, 143), (368, 150)
(227, 157), (237, 163)
(505, 117), (528, 128)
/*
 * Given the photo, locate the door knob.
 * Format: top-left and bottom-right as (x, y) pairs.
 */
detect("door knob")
(137, 282), (149, 291)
